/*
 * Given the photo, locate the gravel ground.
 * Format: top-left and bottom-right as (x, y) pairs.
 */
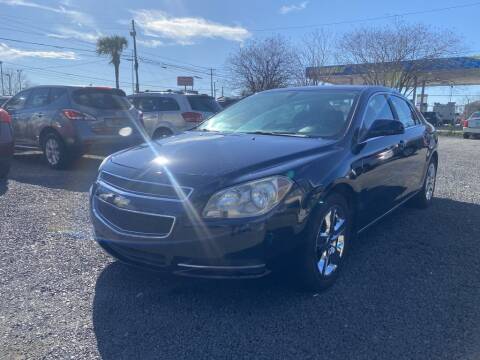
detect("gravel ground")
(1, 136), (479, 360)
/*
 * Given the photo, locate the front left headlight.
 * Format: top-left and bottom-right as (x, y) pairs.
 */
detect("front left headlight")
(203, 176), (293, 219)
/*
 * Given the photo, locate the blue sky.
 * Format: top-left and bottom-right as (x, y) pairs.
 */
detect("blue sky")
(1, 0), (480, 106)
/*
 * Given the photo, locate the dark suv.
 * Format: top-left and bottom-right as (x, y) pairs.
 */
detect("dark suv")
(1, 86), (144, 169)
(90, 86), (438, 291)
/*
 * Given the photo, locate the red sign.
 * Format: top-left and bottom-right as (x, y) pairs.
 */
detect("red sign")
(177, 76), (194, 86)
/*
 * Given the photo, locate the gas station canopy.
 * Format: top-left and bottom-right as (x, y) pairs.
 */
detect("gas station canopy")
(306, 56), (480, 86)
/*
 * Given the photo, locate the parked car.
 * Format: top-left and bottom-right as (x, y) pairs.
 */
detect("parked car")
(0, 96), (12, 107)
(0, 108), (14, 178)
(422, 111), (441, 126)
(90, 86), (438, 291)
(128, 91), (221, 139)
(463, 111), (480, 139)
(1, 86), (144, 169)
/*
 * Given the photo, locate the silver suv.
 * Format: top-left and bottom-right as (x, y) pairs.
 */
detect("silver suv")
(128, 91), (221, 139)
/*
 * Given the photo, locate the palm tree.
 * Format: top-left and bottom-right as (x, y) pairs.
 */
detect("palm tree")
(96, 35), (128, 89)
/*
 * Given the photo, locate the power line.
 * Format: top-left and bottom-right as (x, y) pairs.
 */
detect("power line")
(251, 1), (480, 31)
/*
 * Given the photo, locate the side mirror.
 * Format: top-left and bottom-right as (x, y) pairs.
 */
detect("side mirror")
(366, 119), (404, 139)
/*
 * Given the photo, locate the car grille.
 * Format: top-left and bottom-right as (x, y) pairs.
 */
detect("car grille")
(95, 197), (175, 238)
(99, 171), (192, 201)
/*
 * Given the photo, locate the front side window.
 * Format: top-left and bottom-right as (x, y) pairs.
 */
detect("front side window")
(362, 94), (395, 136)
(197, 90), (359, 138)
(390, 96), (417, 128)
(4, 90), (30, 111)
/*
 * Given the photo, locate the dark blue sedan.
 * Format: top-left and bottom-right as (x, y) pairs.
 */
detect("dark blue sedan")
(90, 86), (438, 291)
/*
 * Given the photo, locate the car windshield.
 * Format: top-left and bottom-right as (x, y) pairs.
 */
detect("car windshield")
(197, 90), (359, 138)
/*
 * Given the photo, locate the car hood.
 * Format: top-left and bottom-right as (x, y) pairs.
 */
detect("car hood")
(110, 131), (335, 184)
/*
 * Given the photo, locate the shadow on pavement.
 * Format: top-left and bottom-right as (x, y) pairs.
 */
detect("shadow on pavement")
(92, 198), (480, 360)
(9, 152), (102, 193)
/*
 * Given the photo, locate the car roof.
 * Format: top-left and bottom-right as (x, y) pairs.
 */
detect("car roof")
(262, 85), (399, 95)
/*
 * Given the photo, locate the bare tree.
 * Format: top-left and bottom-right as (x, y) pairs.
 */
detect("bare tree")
(337, 22), (463, 94)
(227, 36), (296, 94)
(293, 29), (335, 86)
(2, 68), (31, 95)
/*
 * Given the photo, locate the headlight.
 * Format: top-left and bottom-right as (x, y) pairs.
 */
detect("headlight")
(203, 176), (293, 218)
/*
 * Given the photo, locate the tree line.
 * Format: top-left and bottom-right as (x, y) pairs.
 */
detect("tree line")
(227, 21), (463, 97)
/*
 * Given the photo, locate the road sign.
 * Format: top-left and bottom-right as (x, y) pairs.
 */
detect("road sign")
(177, 76), (194, 87)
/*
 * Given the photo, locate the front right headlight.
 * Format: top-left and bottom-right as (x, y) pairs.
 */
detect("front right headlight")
(203, 176), (293, 219)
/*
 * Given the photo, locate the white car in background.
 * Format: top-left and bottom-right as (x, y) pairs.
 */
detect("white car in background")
(128, 91), (222, 139)
(463, 111), (480, 139)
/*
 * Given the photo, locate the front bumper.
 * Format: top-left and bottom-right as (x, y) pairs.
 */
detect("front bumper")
(90, 179), (305, 279)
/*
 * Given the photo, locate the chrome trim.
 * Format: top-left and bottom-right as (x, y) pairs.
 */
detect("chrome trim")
(101, 170), (193, 201)
(357, 190), (419, 233)
(97, 179), (189, 203)
(93, 197), (176, 239)
(177, 263), (266, 270)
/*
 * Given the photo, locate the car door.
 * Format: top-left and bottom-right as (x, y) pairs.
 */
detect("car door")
(24, 87), (52, 145)
(130, 97), (159, 136)
(355, 94), (407, 228)
(157, 96), (183, 130)
(388, 95), (429, 197)
(3, 90), (31, 146)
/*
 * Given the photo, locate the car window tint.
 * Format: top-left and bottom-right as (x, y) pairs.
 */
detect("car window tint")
(27, 88), (51, 108)
(390, 96), (417, 128)
(50, 88), (67, 103)
(5, 91), (30, 111)
(363, 94), (394, 132)
(187, 96), (221, 113)
(157, 97), (180, 111)
(72, 88), (130, 110)
(131, 97), (157, 112)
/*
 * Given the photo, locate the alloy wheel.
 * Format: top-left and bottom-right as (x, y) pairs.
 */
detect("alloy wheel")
(45, 138), (60, 166)
(315, 206), (346, 277)
(425, 163), (436, 201)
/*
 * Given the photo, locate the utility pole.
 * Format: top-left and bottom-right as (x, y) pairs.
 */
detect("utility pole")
(5, 73), (11, 95)
(213, 81), (217, 99)
(0, 61), (4, 95)
(130, 20), (140, 93)
(131, 50), (134, 94)
(210, 68), (214, 97)
(221, 86), (224, 97)
(17, 69), (22, 92)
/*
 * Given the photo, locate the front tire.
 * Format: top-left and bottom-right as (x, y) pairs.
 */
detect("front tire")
(0, 162), (10, 179)
(42, 132), (70, 169)
(411, 160), (437, 209)
(297, 193), (352, 292)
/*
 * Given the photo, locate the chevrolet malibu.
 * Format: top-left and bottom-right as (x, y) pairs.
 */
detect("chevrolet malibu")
(90, 86), (438, 291)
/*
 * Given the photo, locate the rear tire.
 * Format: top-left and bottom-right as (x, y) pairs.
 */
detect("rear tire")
(296, 193), (352, 292)
(41, 132), (71, 169)
(152, 128), (173, 139)
(411, 160), (437, 209)
(0, 162), (10, 179)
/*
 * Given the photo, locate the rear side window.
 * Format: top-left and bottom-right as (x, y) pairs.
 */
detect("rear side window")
(131, 97), (180, 112)
(72, 88), (130, 110)
(157, 97), (180, 111)
(26, 88), (50, 108)
(187, 96), (221, 113)
(390, 96), (417, 128)
(363, 94), (394, 132)
(50, 88), (67, 103)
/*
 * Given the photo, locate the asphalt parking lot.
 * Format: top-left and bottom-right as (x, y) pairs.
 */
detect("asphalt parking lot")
(1, 136), (479, 360)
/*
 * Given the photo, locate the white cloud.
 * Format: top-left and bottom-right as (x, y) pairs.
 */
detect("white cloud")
(132, 10), (250, 44)
(137, 39), (165, 48)
(279, 1), (309, 14)
(47, 27), (102, 43)
(0, 42), (77, 60)
(0, 0), (94, 26)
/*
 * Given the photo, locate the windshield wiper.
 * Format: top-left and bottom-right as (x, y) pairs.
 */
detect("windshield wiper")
(245, 131), (309, 138)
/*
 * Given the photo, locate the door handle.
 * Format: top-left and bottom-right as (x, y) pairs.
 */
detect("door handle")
(36, 112), (44, 118)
